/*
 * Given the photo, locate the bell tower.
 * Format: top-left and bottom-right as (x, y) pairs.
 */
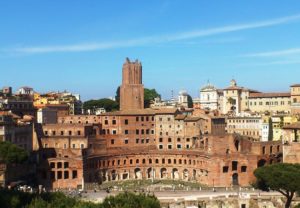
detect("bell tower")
(120, 58), (144, 111)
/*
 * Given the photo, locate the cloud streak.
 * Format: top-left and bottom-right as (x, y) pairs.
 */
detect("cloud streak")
(241, 48), (300, 57)
(7, 13), (300, 54)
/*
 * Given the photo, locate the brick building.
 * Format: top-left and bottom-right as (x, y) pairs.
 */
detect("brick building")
(36, 58), (282, 189)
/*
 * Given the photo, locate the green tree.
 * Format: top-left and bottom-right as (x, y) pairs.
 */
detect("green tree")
(144, 88), (160, 108)
(254, 163), (300, 208)
(83, 98), (119, 112)
(268, 117), (273, 141)
(115, 86), (120, 104)
(187, 94), (193, 108)
(101, 192), (160, 208)
(0, 141), (28, 164)
(115, 87), (161, 108)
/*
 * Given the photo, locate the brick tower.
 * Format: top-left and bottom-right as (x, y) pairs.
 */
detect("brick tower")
(120, 58), (144, 111)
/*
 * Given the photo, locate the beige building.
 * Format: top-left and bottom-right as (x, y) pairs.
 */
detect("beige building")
(222, 80), (258, 115)
(226, 116), (263, 140)
(248, 93), (291, 114)
(291, 84), (300, 114)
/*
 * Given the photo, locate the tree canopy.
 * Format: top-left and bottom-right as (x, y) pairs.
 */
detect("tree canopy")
(254, 163), (300, 208)
(187, 94), (193, 108)
(101, 192), (160, 208)
(144, 88), (160, 108)
(268, 117), (273, 141)
(83, 98), (119, 112)
(0, 141), (28, 164)
(114, 87), (161, 109)
(0, 190), (161, 208)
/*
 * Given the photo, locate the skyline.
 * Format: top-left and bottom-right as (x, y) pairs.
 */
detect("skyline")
(1, 1), (300, 100)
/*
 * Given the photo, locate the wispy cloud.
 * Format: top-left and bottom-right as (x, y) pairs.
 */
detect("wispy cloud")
(6, 13), (300, 54)
(241, 48), (300, 57)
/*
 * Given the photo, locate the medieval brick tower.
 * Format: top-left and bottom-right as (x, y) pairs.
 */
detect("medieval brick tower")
(120, 58), (144, 111)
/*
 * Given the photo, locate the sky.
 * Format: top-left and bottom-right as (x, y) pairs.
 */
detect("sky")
(1, 0), (300, 101)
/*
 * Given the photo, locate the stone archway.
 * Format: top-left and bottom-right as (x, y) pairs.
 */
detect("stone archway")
(172, 168), (179, 180)
(111, 170), (117, 181)
(232, 173), (239, 186)
(183, 169), (189, 181)
(160, 168), (167, 179)
(193, 169), (197, 180)
(147, 168), (155, 179)
(134, 168), (142, 179)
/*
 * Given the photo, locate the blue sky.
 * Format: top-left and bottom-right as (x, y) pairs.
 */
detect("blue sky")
(1, 0), (300, 101)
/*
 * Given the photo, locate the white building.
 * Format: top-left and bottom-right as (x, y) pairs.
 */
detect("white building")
(17, 86), (34, 95)
(178, 90), (188, 108)
(200, 83), (219, 110)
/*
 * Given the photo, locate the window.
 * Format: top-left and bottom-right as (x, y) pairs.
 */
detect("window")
(168, 145), (172, 149)
(125, 130), (128, 134)
(146, 139), (149, 143)
(136, 138), (139, 143)
(241, 166), (247, 172)
(112, 130), (117, 134)
(69, 131), (72, 136)
(146, 129), (149, 134)
(112, 120), (116, 125)
(72, 170), (78, 178)
(125, 139), (128, 144)
(177, 144), (182, 149)
(50, 162), (55, 168)
(159, 145), (163, 149)
(186, 144), (190, 149)
(141, 117), (144, 122)
(52, 131), (56, 136)
(57, 171), (62, 179)
(168, 138), (172, 142)
(111, 139), (115, 145)
(64, 171), (69, 179)
(177, 138), (181, 142)
(159, 138), (163, 142)
(141, 129), (144, 134)
(57, 162), (62, 169)
(105, 120), (108, 125)
(232, 161), (238, 171)
(186, 138), (190, 142)
(136, 129), (139, 134)
(60, 131), (64, 136)
(223, 166), (229, 173)
(125, 119), (128, 125)
(136, 117), (139, 122)
(77, 130), (81, 136)
(80, 144), (84, 149)
(64, 162), (69, 168)
(45, 131), (48, 135)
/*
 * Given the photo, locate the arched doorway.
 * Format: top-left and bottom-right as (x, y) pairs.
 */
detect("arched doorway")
(172, 168), (179, 180)
(134, 168), (142, 179)
(160, 168), (167, 179)
(232, 173), (239, 186)
(183, 169), (189, 181)
(111, 170), (117, 181)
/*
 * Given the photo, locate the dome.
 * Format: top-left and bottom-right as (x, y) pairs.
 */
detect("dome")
(179, 90), (188, 96)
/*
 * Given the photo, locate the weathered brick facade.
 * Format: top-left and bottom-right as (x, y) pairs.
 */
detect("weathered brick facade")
(36, 58), (282, 189)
